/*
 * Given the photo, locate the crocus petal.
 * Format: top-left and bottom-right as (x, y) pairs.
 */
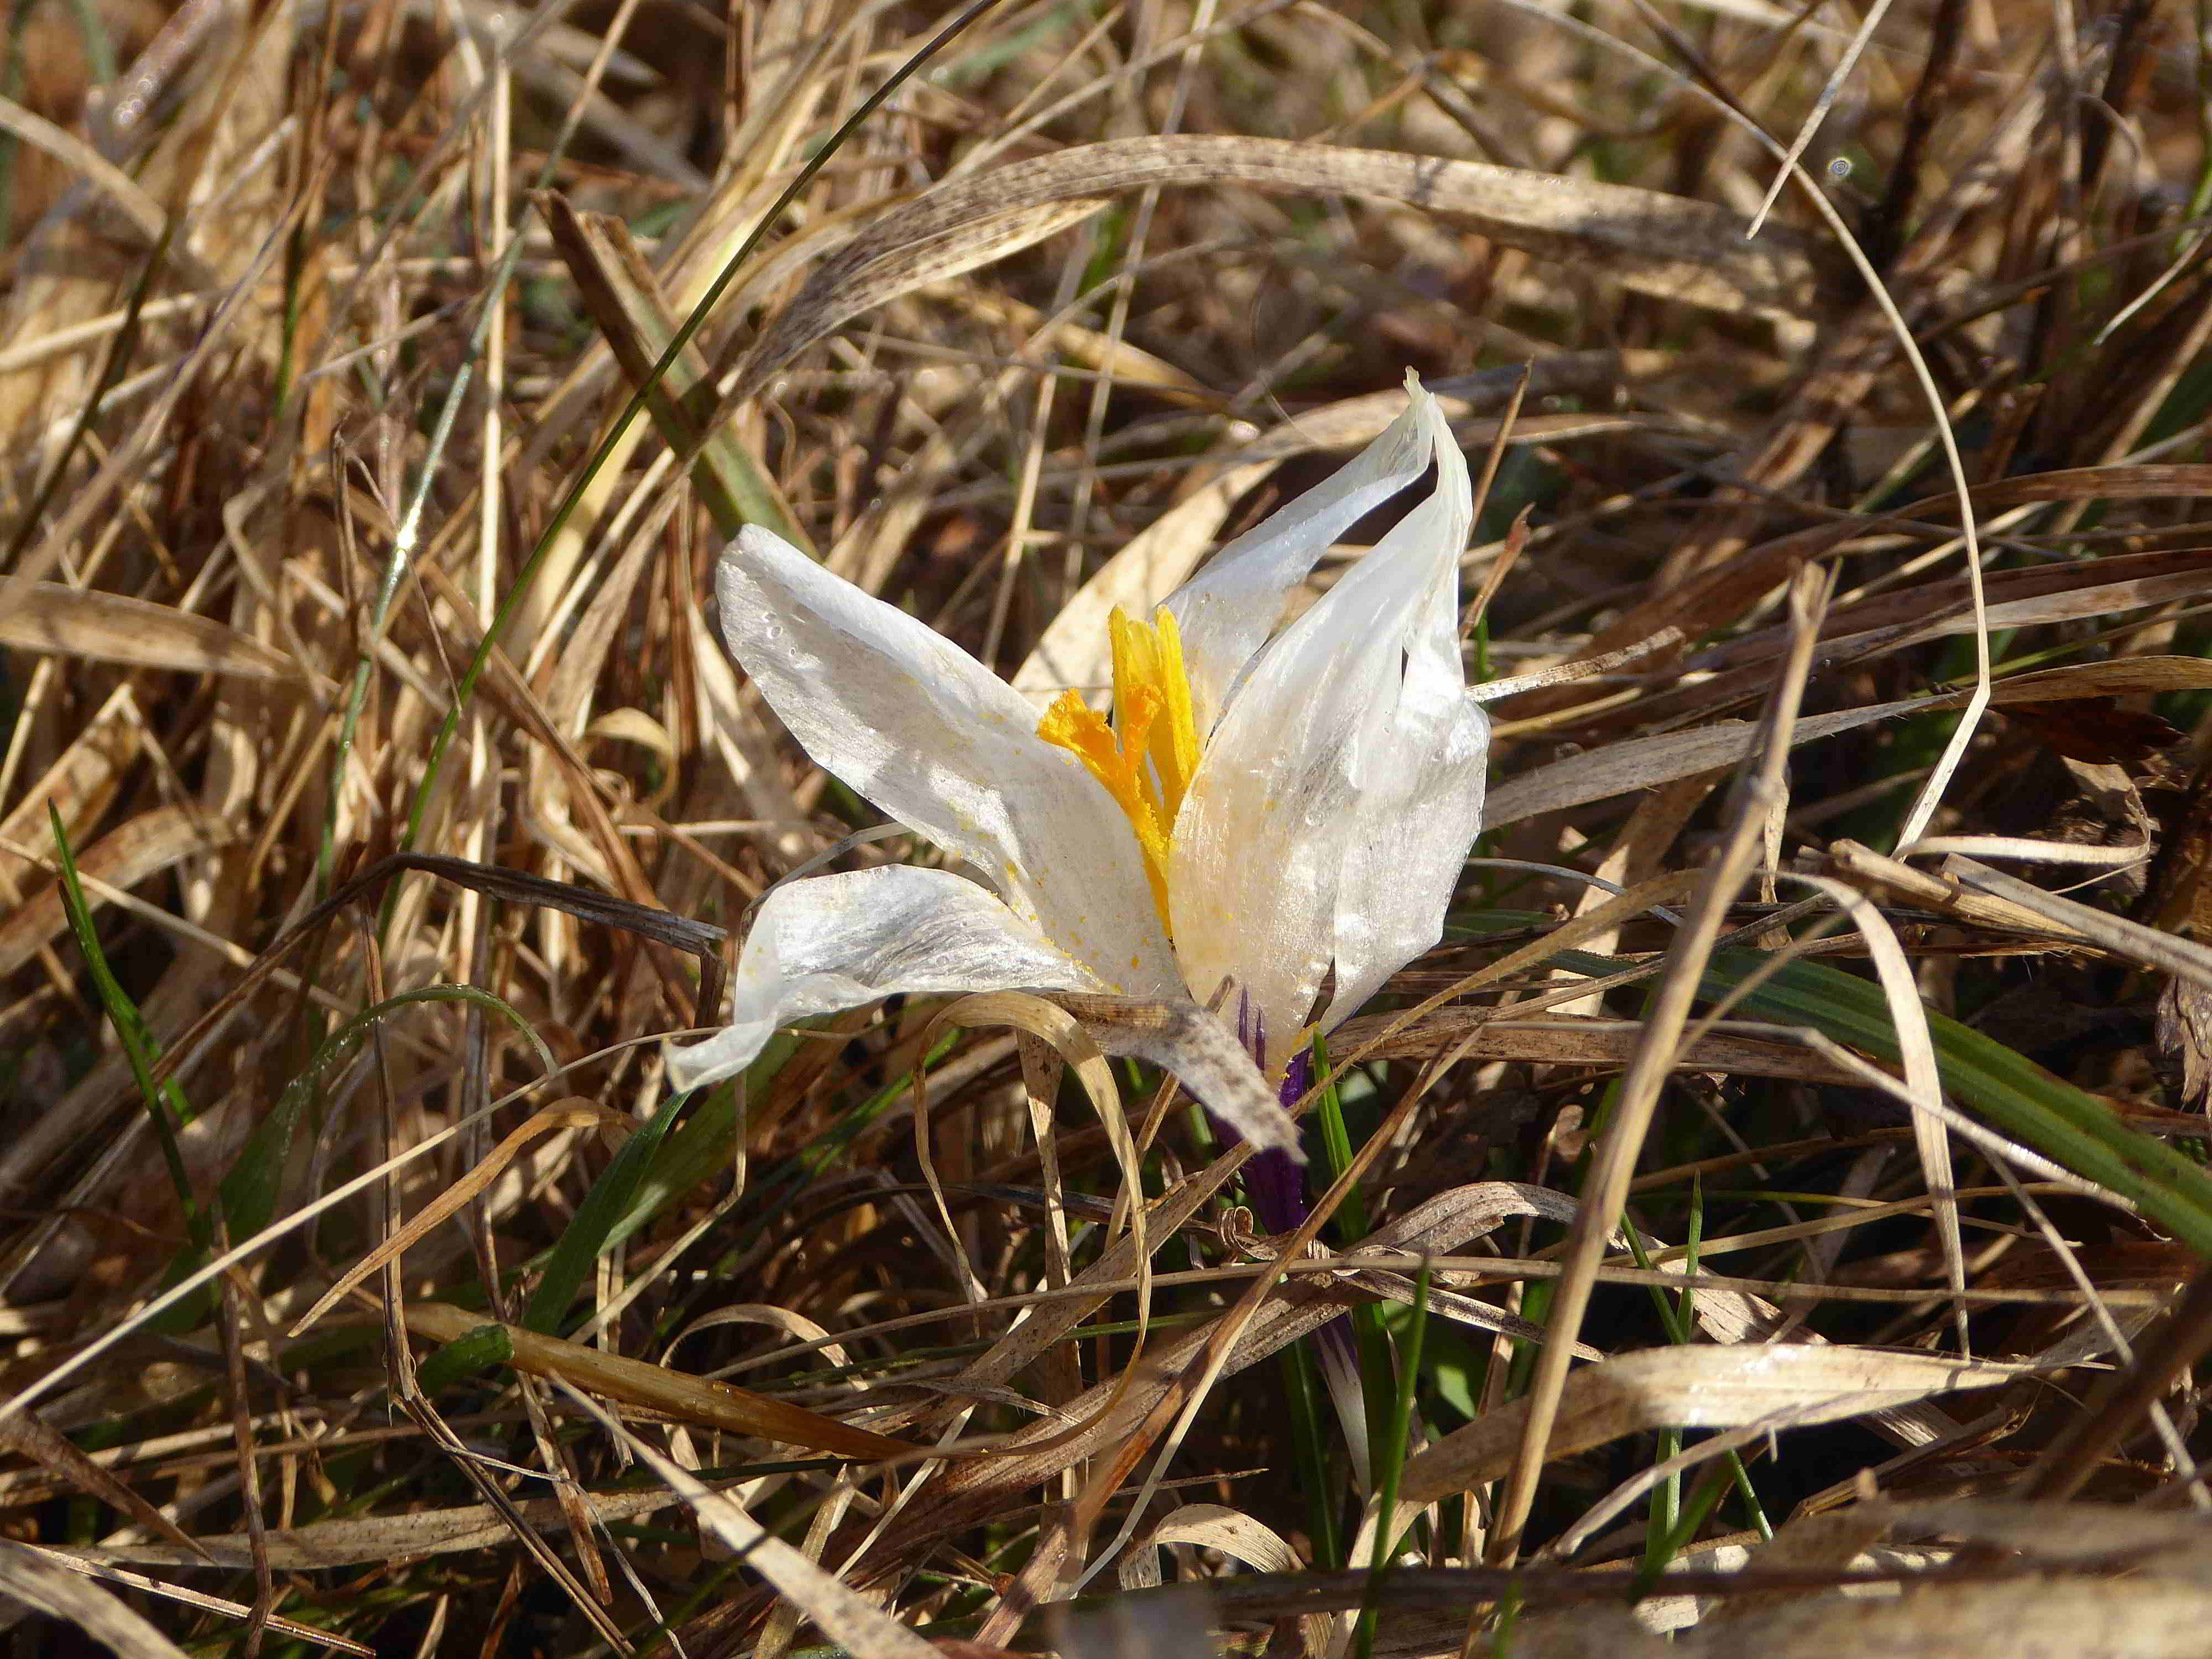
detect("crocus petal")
(1163, 383), (1439, 735)
(666, 865), (1105, 1094)
(1168, 385), (1483, 1068)
(717, 525), (1180, 997)
(1068, 993), (1301, 1159)
(1317, 477), (1488, 1030)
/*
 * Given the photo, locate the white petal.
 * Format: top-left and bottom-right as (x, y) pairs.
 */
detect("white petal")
(666, 865), (1105, 1093)
(1162, 377), (1438, 734)
(717, 525), (1179, 997)
(1168, 387), (1485, 1065)
(1070, 994), (1301, 1159)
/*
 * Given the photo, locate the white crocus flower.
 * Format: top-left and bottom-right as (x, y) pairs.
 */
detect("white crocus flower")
(668, 375), (1488, 1155)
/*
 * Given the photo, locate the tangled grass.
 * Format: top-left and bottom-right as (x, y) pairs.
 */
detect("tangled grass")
(7, 0), (2212, 1653)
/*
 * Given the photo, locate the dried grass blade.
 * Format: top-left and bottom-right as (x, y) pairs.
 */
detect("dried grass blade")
(1120, 1506), (1326, 1657)
(0, 1538), (191, 1659)
(931, 990), (1149, 1300)
(539, 190), (808, 549)
(8, 169), (304, 595)
(1767, 546), (2212, 662)
(1490, 655), (2212, 825)
(1359, 1344), (2031, 1566)
(2019, 1269), (2212, 1501)
(872, 1143), (1254, 1438)
(856, 1176), (1569, 1582)
(1783, 872), (1968, 1342)
(1492, 567), (1828, 1565)
(0, 806), (217, 979)
(550, 1385), (942, 1659)
(1327, 1009), (1874, 1084)
(289, 1100), (630, 1335)
(0, 585), (302, 680)
(1684, 1577), (2212, 1657)
(60, 1481), (752, 1571)
(1617, 552), (2212, 737)
(400, 1302), (915, 1462)
(1688, 953), (2212, 1254)
(1945, 860), (2212, 989)
(0, 1408), (209, 1564)
(1825, 839), (2095, 941)
(4, 1544), (371, 1653)
(728, 135), (1839, 407)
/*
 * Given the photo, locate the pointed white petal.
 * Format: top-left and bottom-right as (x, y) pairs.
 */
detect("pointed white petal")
(1321, 603), (1488, 1030)
(1163, 379), (1438, 734)
(717, 525), (1178, 997)
(1168, 387), (1485, 1064)
(666, 865), (1105, 1094)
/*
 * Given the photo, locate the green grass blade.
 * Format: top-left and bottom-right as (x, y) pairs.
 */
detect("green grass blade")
(1527, 938), (2212, 1260)
(540, 195), (808, 548)
(1697, 949), (2212, 1258)
(1355, 1258), (1432, 1659)
(521, 1092), (687, 1334)
(415, 1319), (514, 1392)
(49, 807), (207, 1254)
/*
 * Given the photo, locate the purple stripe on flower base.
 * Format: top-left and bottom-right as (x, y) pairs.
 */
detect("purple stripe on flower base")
(1213, 1009), (1372, 1481)
(1242, 1051), (1313, 1233)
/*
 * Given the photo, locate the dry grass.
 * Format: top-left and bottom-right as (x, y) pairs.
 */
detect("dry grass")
(7, 0), (2212, 1653)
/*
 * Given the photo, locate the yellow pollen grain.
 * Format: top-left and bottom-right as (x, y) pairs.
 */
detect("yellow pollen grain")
(1037, 604), (1202, 938)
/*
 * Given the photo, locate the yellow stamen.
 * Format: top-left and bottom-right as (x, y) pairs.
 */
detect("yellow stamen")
(1039, 686), (1173, 926)
(1038, 605), (1202, 936)
(1124, 606), (1201, 817)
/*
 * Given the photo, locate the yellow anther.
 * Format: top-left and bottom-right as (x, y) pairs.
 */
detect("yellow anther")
(1039, 687), (1173, 927)
(1037, 604), (1202, 938)
(1112, 606), (1199, 818)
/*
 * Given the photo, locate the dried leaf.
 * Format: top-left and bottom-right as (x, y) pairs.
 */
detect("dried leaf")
(2158, 977), (2212, 1109)
(1358, 1344), (2029, 1561)
(0, 584), (301, 680)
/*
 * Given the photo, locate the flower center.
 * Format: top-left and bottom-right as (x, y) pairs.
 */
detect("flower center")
(1036, 605), (1202, 936)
